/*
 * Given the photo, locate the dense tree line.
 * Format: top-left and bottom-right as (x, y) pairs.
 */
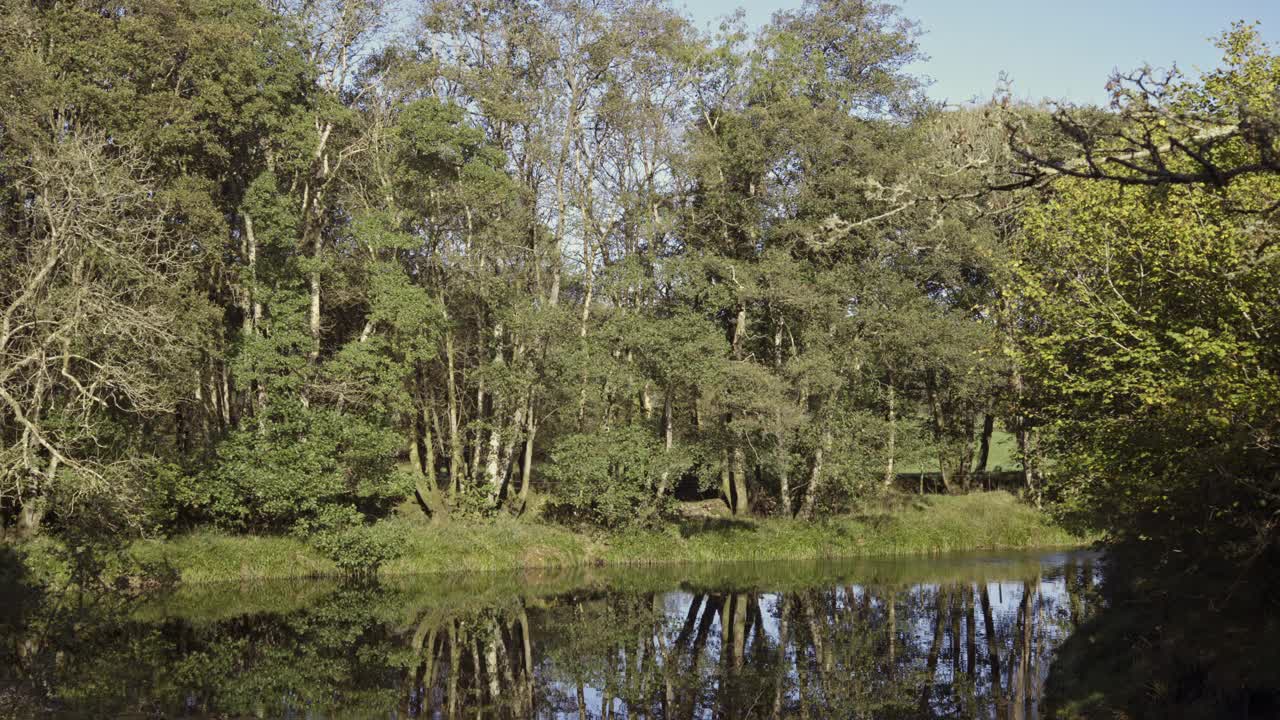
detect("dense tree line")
(0, 0), (1008, 536)
(1, 0), (1276, 584)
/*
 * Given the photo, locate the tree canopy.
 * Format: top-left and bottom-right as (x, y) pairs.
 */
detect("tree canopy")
(1, 0), (1276, 589)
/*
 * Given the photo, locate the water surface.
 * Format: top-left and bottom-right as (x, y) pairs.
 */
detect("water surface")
(2, 550), (1103, 718)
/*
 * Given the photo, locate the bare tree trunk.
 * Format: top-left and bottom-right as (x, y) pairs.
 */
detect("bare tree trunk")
(443, 324), (464, 495)
(469, 375), (486, 487)
(485, 416), (505, 505)
(957, 414), (976, 492)
(720, 448), (733, 513)
(220, 362), (232, 427)
(731, 446), (749, 516)
(517, 407), (536, 514)
(884, 370), (897, 487)
(778, 430), (793, 517)
(17, 496), (45, 537)
(926, 370), (954, 493)
(308, 260), (321, 364)
(482, 323), (505, 499)
(244, 214), (262, 332)
(242, 213), (267, 425)
(655, 389), (674, 501)
(574, 222), (595, 428)
(413, 394), (437, 517)
(800, 428), (829, 520)
(495, 403), (525, 505)
(975, 412), (995, 475)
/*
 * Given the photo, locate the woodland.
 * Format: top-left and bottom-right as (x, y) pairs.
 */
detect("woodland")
(1, 0), (1277, 592)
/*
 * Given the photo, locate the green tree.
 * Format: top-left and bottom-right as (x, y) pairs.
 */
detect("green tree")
(1011, 25), (1280, 567)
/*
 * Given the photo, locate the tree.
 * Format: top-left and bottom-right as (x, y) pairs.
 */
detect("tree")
(0, 133), (198, 533)
(1011, 24), (1280, 568)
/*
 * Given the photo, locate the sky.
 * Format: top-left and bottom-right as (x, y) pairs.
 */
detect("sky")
(679, 0), (1280, 106)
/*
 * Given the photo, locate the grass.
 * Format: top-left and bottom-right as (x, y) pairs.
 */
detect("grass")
(896, 429), (1023, 474)
(129, 491), (1085, 585)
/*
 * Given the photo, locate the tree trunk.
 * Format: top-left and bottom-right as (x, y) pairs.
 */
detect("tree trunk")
(800, 429), (829, 520)
(485, 414), (506, 506)
(469, 376), (486, 487)
(17, 496), (45, 537)
(308, 263), (321, 364)
(1025, 429), (1041, 502)
(412, 396), (437, 518)
(720, 449), (733, 513)
(443, 324), (464, 495)
(778, 434), (792, 518)
(884, 370), (897, 487)
(495, 403), (525, 506)
(574, 225), (595, 428)
(956, 414), (975, 491)
(731, 446), (750, 516)
(926, 371), (953, 493)
(517, 407), (536, 514)
(975, 413), (995, 474)
(655, 389), (674, 501)
(482, 322), (505, 499)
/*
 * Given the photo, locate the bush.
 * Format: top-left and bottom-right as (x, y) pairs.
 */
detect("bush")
(543, 424), (676, 528)
(308, 521), (403, 575)
(295, 506), (403, 574)
(190, 404), (412, 533)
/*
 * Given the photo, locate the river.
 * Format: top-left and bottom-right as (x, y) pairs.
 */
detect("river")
(2, 550), (1104, 718)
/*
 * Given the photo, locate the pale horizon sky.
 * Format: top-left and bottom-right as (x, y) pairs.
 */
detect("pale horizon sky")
(680, 0), (1280, 106)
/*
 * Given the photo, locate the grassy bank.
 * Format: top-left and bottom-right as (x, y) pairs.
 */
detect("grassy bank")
(129, 492), (1085, 585)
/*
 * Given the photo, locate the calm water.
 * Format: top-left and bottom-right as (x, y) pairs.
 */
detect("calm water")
(2, 550), (1103, 718)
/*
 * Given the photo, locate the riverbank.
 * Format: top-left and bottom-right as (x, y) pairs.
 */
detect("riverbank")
(124, 491), (1085, 584)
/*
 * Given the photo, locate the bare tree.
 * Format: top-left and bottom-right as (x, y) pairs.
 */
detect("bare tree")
(0, 132), (193, 532)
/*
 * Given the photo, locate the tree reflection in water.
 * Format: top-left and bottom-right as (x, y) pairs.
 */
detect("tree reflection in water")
(0, 552), (1101, 718)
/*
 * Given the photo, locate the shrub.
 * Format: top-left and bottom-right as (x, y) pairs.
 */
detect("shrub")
(190, 404), (412, 533)
(295, 506), (403, 574)
(543, 424), (676, 528)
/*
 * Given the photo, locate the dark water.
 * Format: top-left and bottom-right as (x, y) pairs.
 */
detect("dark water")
(1, 550), (1104, 718)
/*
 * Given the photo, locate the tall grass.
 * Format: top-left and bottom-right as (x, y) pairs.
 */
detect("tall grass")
(130, 491), (1084, 584)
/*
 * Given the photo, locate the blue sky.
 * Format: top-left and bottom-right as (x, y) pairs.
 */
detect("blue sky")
(679, 0), (1280, 105)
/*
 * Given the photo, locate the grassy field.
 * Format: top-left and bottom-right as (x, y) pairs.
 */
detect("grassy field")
(129, 491), (1085, 585)
(895, 430), (1023, 475)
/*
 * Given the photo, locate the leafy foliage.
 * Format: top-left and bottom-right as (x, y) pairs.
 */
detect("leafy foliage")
(1013, 26), (1280, 567)
(544, 425), (680, 528)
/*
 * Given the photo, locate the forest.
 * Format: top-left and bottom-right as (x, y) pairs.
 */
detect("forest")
(0, 0), (1277, 595)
